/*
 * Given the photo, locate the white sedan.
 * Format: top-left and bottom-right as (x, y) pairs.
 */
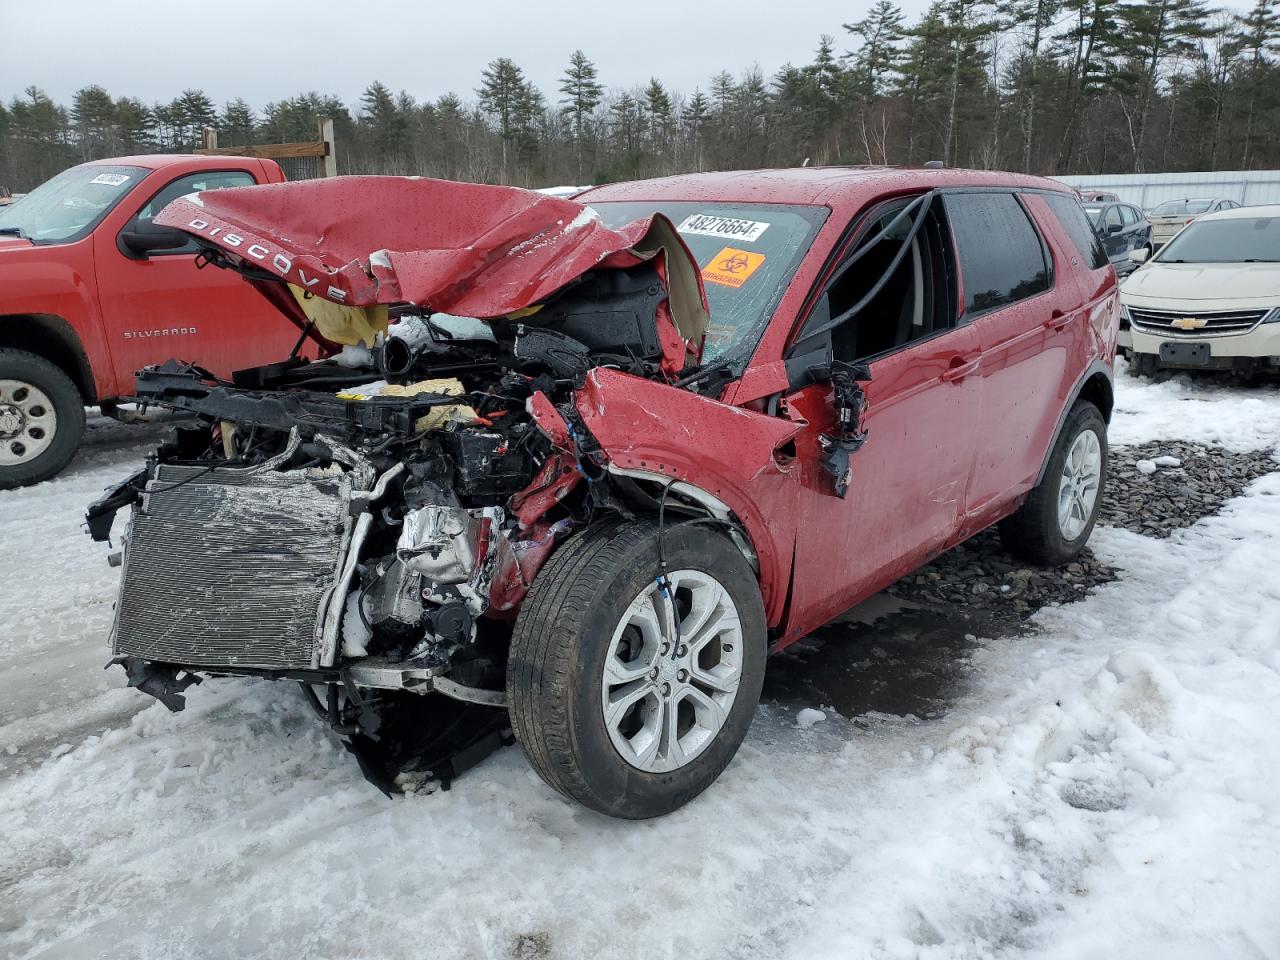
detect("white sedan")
(1120, 204), (1280, 376)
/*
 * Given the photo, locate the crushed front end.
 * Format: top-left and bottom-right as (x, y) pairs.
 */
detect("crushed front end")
(85, 177), (724, 792)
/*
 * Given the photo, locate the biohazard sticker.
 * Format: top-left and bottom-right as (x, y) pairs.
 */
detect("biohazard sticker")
(677, 214), (770, 242)
(89, 173), (131, 187)
(702, 247), (767, 289)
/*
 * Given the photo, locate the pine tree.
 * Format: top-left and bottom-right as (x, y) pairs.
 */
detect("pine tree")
(1235, 0), (1280, 165)
(558, 50), (603, 140)
(360, 81), (409, 168)
(478, 57), (533, 181)
(113, 97), (152, 153)
(643, 78), (673, 155)
(681, 88), (710, 170)
(173, 89), (217, 149)
(219, 98), (256, 147)
(71, 85), (118, 159)
(1116, 0), (1216, 171)
(844, 1), (907, 96)
(1005, 0), (1061, 170)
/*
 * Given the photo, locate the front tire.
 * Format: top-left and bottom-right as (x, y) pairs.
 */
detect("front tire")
(999, 400), (1107, 566)
(507, 519), (766, 819)
(0, 349), (86, 489)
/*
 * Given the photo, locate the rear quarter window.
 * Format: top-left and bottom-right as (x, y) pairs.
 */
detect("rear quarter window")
(1044, 193), (1109, 270)
(944, 192), (1051, 316)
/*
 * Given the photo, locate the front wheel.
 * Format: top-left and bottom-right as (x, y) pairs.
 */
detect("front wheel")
(507, 519), (766, 819)
(0, 348), (86, 489)
(999, 400), (1107, 566)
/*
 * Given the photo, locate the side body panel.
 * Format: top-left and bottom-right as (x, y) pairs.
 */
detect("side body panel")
(778, 324), (984, 644)
(0, 238), (114, 398)
(961, 196), (1083, 528)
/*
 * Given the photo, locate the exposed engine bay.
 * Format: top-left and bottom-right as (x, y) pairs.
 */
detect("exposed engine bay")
(86, 255), (749, 791)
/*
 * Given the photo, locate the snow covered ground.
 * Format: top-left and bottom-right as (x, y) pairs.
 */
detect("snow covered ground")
(2, 369), (1279, 960)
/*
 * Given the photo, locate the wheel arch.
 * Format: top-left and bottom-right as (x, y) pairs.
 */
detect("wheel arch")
(0, 314), (96, 403)
(1034, 359), (1113, 485)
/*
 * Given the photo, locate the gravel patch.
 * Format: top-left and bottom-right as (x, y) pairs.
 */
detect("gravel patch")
(1100, 440), (1278, 538)
(888, 440), (1278, 619)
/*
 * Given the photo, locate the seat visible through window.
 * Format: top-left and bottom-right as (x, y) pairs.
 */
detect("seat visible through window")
(824, 196), (956, 362)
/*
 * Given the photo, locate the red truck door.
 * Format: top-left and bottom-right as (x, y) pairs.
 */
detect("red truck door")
(92, 167), (304, 388)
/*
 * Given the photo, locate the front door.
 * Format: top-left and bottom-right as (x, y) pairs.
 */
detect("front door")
(781, 194), (984, 637)
(93, 169), (307, 388)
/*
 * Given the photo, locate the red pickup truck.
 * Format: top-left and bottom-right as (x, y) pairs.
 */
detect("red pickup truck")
(0, 155), (310, 487)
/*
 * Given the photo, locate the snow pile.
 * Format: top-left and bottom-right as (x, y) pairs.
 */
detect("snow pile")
(0, 375), (1278, 958)
(796, 707), (827, 729)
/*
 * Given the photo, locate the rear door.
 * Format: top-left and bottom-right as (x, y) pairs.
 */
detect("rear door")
(781, 194), (984, 634)
(93, 167), (305, 387)
(948, 191), (1075, 522)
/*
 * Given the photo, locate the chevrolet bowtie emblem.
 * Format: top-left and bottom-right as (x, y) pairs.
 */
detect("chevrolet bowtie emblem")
(1171, 317), (1208, 330)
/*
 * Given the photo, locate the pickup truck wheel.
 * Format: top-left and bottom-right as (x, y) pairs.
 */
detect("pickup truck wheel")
(507, 519), (766, 819)
(0, 349), (85, 489)
(998, 400), (1107, 566)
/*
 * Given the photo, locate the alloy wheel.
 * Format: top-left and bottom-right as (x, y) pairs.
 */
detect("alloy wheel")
(601, 569), (744, 773)
(1058, 428), (1102, 540)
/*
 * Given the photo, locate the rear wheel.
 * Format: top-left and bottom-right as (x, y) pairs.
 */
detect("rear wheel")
(507, 519), (766, 819)
(999, 401), (1107, 566)
(0, 349), (85, 489)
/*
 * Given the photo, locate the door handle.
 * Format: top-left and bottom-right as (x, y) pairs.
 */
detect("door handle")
(1045, 309), (1073, 331)
(940, 356), (980, 383)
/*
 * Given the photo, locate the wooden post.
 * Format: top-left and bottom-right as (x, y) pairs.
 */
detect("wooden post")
(200, 126), (218, 150)
(319, 118), (337, 178)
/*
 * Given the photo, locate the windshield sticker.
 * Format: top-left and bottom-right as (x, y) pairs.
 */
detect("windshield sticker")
(89, 173), (131, 187)
(702, 247), (767, 289)
(677, 214), (770, 242)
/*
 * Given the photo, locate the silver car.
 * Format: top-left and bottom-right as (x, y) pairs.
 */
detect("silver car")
(1147, 198), (1241, 249)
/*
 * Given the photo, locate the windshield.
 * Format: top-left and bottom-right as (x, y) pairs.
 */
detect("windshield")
(591, 200), (828, 364)
(0, 163), (145, 243)
(1152, 199), (1215, 217)
(1083, 205), (1102, 226)
(1157, 216), (1280, 263)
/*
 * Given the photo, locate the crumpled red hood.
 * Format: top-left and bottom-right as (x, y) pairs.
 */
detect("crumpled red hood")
(155, 176), (709, 346)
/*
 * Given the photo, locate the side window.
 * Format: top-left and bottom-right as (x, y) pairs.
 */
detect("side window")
(126, 170), (255, 256)
(821, 195), (959, 362)
(1103, 205), (1123, 232)
(1120, 206), (1138, 226)
(1044, 193), (1109, 270)
(944, 192), (1051, 317)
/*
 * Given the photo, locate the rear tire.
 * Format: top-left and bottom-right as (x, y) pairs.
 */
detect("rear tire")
(999, 401), (1107, 566)
(0, 349), (85, 489)
(506, 519), (766, 819)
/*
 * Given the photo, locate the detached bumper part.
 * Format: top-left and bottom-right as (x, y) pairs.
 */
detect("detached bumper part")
(112, 656), (202, 712)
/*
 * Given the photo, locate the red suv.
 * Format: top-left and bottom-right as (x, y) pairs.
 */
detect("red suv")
(88, 168), (1118, 817)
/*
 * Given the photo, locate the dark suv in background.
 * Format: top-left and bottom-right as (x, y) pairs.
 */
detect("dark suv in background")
(1083, 200), (1151, 272)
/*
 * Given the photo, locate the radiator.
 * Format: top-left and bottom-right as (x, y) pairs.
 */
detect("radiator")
(111, 463), (349, 671)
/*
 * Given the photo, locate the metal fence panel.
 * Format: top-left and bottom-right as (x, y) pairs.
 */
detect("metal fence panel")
(1052, 171), (1280, 210)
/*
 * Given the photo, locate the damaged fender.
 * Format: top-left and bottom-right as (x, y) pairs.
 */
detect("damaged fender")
(573, 367), (803, 626)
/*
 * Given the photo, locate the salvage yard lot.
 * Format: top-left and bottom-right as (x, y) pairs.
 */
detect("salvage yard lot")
(2, 363), (1279, 960)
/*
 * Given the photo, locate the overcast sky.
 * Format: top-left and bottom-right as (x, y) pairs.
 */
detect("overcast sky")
(4, 0), (941, 110)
